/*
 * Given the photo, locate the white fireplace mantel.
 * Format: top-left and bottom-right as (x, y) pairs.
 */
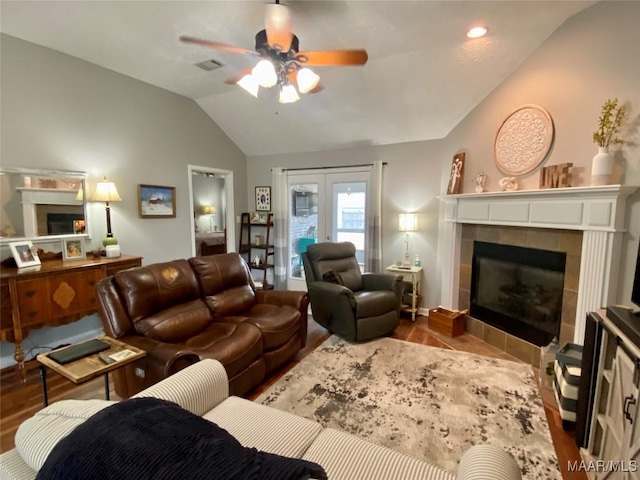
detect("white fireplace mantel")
(439, 185), (638, 345)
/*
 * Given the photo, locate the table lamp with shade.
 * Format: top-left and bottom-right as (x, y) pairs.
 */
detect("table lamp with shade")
(92, 176), (122, 247)
(399, 212), (418, 267)
(202, 205), (217, 232)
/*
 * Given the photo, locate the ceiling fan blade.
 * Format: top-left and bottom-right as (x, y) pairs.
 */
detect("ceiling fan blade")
(180, 36), (258, 56)
(295, 50), (368, 66)
(305, 83), (325, 94)
(224, 68), (254, 85)
(264, 3), (293, 52)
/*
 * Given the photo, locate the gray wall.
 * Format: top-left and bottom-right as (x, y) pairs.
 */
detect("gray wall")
(247, 1), (640, 314)
(0, 34), (248, 366)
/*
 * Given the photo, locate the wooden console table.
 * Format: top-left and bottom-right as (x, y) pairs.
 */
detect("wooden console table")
(0, 254), (142, 381)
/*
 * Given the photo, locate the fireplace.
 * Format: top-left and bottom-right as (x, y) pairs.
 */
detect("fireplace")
(470, 241), (566, 347)
(439, 185), (636, 366)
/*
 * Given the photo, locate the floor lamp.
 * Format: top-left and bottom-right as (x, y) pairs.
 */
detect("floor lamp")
(92, 176), (122, 247)
(399, 212), (418, 267)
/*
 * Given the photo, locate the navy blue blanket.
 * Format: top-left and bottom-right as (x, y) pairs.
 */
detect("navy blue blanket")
(36, 397), (327, 480)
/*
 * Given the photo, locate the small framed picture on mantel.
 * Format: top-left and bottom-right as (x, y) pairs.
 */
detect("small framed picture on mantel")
(447, 153), (465, 195)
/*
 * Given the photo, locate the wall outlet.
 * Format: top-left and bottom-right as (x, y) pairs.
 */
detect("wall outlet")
(135, 367), (146, 378)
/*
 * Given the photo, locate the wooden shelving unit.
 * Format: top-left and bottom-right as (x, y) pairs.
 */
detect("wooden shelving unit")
(238, 212), (274, 290)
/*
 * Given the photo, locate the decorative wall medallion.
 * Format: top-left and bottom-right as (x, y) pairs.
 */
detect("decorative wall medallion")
(494, 105), (554, 176)
(53, 282), (76, 310)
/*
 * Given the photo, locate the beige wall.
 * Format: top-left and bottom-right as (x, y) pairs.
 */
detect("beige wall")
(440, 0), (640, 307)
(249, 1), (640, 314)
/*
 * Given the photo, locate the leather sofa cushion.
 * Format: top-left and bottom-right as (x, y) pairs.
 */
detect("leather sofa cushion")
(185, 322), (263, 379)
(133, 299), (212, 343)
(205, 285), (256, 318)
(353, 291), (399, 319)
(189, 254), (255, 297)
(246, 304), (302, 350)
(114, 260), (201, 322)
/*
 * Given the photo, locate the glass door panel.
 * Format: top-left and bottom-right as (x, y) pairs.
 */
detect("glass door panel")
(330, 179), (366, 269)
(287, 170), (368, 290)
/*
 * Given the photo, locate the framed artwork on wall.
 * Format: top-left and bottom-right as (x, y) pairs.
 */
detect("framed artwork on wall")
(9, 241), (41, 268)
(255, 186), (271, 211)
(447, 153), (466, 194)
(62, 238), (86, 261)
(138, 184), (176, 218)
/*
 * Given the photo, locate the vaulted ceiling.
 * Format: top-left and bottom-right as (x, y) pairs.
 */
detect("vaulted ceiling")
(0, 1), (594, 156)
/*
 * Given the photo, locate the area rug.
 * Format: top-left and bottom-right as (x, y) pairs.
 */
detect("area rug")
(256, 335), (560, 479)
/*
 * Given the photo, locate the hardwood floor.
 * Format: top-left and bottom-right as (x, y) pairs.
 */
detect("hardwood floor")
(1, 314), (585, 479)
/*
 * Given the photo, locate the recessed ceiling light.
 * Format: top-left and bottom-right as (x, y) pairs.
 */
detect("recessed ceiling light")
(467, 26), (488, 39)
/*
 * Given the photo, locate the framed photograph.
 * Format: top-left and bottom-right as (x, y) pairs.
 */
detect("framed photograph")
(9, 241), (41, 268)
(73, 219), (86, 234)
(255, 186), (271, 211)
(447, 152), (466, 195)
(62, 238), (86, 261)
(138, 184), (176, 218)
(250, 212), (269, 224)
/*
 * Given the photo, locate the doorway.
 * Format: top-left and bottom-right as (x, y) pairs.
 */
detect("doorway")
(187, 165), (235, 257)
(287, 169), (369, 291)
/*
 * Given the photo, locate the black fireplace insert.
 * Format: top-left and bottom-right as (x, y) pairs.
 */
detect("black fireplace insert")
(470, 241), (566, 347)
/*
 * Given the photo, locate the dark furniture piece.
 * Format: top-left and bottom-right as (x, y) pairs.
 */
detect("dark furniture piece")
(302, 242), (402, 341)
(197, 229), (227, 257)
(0, 254), (142, 381)
(96, 253), (308, 398)
(238, 212), (274, 289)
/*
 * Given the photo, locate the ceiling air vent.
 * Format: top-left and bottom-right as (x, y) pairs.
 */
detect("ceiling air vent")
(195, 59), (224, 71)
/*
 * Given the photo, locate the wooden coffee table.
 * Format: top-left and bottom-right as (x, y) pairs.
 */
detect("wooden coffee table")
(37, 336), (145, 406)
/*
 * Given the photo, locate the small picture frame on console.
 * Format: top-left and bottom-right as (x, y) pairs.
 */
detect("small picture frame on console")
(9, 241), (41, 268)
(62, 238), (86, 262)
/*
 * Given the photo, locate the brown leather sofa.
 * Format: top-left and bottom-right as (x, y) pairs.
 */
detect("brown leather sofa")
(96, 253), (308, 398)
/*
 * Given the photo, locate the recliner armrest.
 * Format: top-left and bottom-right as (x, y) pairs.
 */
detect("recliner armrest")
(255, 289), (309, 312)
(362, 273), (403, 297)
(117, 335), (200, 377)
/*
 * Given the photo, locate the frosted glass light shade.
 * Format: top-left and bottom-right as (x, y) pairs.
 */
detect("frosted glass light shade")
(92, 177), (121, 202)
(399, 212), (418, 232)
(252, 60), (277, 88)
(237, 74), (259, 97)
(297, 68), (320, 94)
(279, 84), (300, 104)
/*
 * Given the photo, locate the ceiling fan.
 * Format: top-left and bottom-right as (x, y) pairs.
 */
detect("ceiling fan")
(180, 1), (368, 103)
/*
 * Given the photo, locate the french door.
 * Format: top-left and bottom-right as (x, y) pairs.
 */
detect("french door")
(287, 169), (369, 291)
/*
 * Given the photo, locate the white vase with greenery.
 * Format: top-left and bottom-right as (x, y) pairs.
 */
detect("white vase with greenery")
(591, 98), (627, 186)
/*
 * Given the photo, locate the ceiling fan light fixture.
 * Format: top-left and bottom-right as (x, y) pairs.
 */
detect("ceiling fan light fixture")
(237, 73), (260, 97)
(297, 68), (320, 94)
(252, 59), (278, 88)
(279, 84), (300, 104)
(467, 26), (488, 38)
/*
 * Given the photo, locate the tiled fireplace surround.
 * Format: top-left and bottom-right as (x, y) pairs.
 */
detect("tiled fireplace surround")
(439, 185), (637, 367)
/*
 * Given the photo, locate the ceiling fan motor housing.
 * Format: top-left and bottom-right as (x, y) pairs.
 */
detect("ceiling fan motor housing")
(255, 29), (299, 55)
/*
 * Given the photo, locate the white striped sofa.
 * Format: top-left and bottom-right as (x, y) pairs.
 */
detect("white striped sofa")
(0, 360), (521, 480)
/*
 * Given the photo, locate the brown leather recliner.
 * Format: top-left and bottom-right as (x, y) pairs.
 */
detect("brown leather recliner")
(97, 253), (308, 398)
